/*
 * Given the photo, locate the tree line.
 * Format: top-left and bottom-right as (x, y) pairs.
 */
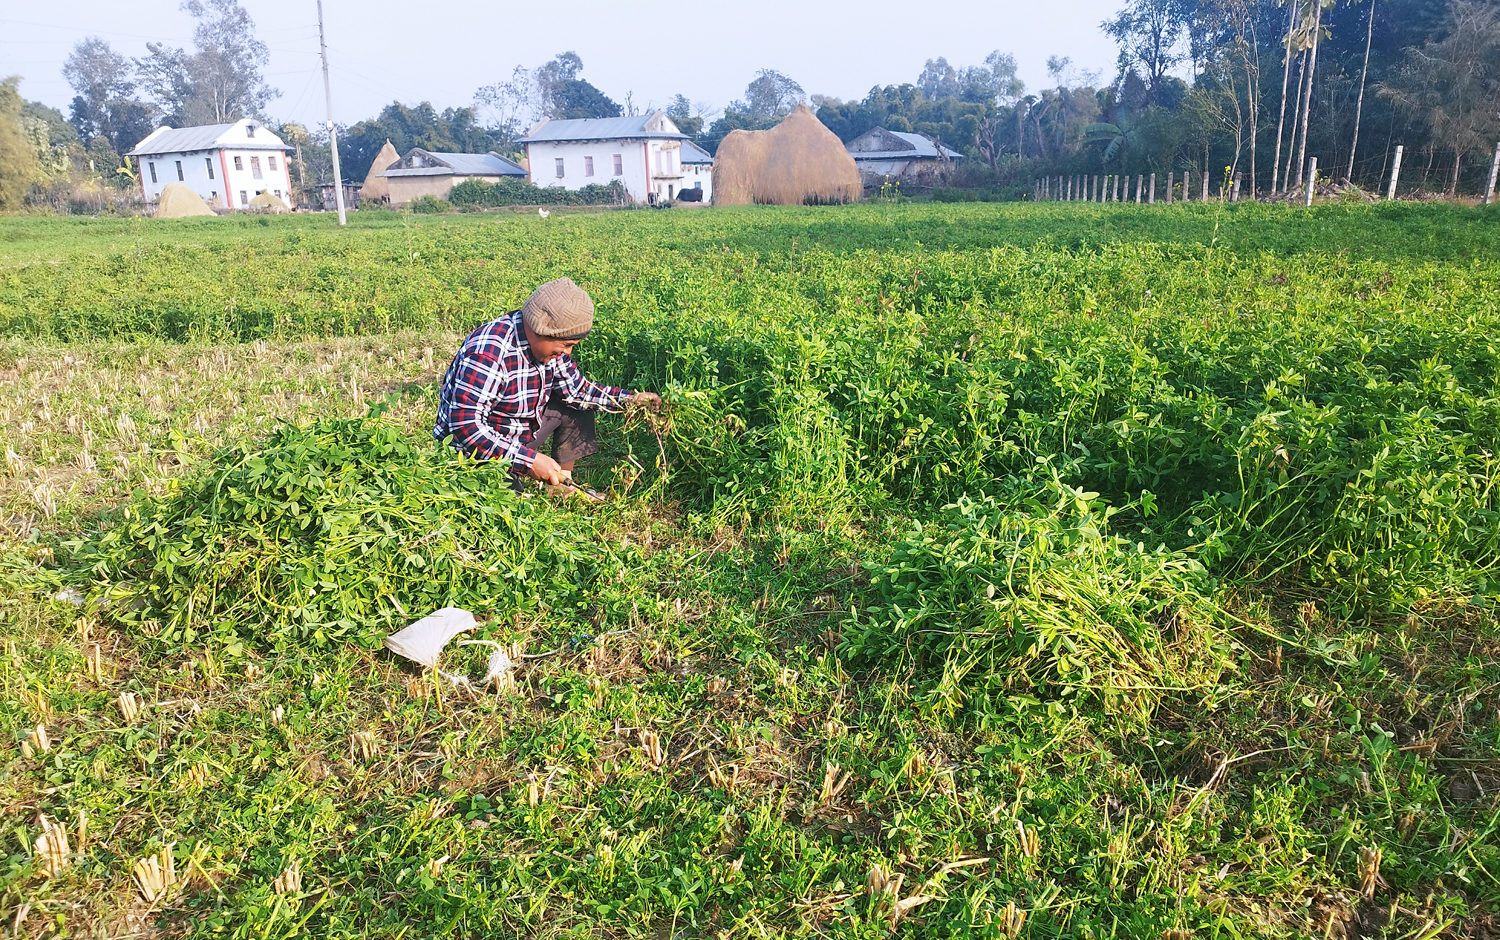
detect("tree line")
(1, 0), (1496, 210)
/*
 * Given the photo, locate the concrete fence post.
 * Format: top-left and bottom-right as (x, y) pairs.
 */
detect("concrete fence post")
(1387, 146), (1404, 200)
(1149, 172), (1156, 204)
(1201, 170), (1210, 201)
(1305, 157), (1318, 207)
(1484, 142), (1499, 205)
(1166, 172), (1174, 204)
(1232, 172), (1242, 202)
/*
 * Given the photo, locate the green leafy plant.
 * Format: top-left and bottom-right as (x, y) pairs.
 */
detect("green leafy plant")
(64, 414), (616, 652)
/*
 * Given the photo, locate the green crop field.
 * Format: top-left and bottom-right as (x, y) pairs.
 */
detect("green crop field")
(0, 202), (1497, 939)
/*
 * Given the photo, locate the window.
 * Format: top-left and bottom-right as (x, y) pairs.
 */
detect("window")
(584, 156), (594, 177)
(148, 162), (157, 183)
(239, 190), (247, 204)
(211, 191), (218, 200)
(251, 156), (263, 179)
(275, 189), (282, 198)
(175, 160), (184, 181)
(555, 157), (565, 178)
(612, 154), (622, 176)
(694, 181), (702, 190)
(268, 156), (278, 171)
(205, 158), (214, 180)
(654, 150), (663, 173)
(234, 156), (243, 171)
(246, 124), (255, 138)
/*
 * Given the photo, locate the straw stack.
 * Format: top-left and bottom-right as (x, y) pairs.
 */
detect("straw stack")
(712, 105), (860, 207)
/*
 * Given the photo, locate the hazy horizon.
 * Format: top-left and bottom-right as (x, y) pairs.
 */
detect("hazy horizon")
(3, 0), (1126, 133)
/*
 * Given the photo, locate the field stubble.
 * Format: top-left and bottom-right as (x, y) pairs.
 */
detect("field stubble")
(0, 203), (1496, 938)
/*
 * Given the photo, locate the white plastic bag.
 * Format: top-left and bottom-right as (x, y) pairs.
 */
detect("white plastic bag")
(383, 607), (476, 669)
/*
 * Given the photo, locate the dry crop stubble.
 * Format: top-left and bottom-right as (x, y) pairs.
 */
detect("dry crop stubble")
(0, 205), (1495, 938)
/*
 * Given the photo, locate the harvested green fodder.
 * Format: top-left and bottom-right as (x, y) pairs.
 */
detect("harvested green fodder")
(842, 471), (1227, 725)
(63, 414), (619, 653)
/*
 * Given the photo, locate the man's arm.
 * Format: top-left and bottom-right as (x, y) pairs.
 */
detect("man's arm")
(555, 356), (633, 412)
(442, 348), (540, 471)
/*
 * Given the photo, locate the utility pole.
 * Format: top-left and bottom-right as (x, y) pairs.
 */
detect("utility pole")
(318, 0), (346, 226)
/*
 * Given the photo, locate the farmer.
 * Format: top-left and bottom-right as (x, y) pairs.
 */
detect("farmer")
(433, 277), (660, 489)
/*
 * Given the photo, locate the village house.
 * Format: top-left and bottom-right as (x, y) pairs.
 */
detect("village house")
(377, 148), (527, 206)
(680, 140), (713, 198)
(521, 112), (711, 204)
(845, 127), (963, 184)
(129, 119), (295, 210)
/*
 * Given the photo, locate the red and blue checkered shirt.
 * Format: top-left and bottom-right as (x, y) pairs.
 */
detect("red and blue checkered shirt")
(433, 310), (631, 470)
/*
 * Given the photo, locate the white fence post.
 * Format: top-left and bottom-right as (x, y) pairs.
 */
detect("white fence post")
(1387, 145), (1404, 200)
(1305, 157), (1318, 207)
(1149, 172), (1156, 204)
(1485, 142), (1500, 206)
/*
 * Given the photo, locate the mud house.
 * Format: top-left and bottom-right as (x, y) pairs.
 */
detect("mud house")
(377, 149), (528, 206)
(845, 127), (963, 185)
(521, 112), (710, 203)
(129, 119), (295, 210)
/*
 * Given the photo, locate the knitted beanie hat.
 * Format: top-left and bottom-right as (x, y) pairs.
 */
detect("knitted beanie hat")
(521, 277), (594, 339)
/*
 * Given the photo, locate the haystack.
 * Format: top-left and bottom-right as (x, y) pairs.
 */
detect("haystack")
(360, 139), (400, 203)
(249, 191), (290, 213)
(712, 105), (861, 206)
(156, 183), (215, 218)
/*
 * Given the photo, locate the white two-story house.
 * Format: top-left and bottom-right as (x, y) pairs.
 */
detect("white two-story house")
(129, 119), (296, 210)
(521, 112), (712, 204)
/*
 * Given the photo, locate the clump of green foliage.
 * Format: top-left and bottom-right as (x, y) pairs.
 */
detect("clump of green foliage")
(843, 476), (1225, 725)
(64, 414), (616, 653)
(406, 194), (454, 214)
(448, 177), (625, 207)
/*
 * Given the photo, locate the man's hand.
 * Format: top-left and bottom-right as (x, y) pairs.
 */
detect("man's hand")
(633, 392), (662, 413)
(528, 453), (568, 485)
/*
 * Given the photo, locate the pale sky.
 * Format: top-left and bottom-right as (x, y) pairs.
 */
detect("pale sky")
(2, 0), (1124, 130)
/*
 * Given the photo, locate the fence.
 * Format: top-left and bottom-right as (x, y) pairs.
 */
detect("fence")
(1033, 142), (1500, 206)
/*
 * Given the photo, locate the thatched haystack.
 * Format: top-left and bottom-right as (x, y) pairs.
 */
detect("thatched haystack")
(712, 105), (860, 206)
(156, 183), (215, 218)
(249, 191), (290, 213)
(360, 139), (400, 203)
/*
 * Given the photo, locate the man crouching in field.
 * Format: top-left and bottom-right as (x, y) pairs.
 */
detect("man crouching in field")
(434, 277), (660, 490)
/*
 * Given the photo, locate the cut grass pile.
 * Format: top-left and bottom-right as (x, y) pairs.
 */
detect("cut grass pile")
(0, 203), (1497, 938)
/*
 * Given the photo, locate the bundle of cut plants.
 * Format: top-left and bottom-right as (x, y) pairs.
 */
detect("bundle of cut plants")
(62, 414), (620, 654)
(842, 470), (1228, 725)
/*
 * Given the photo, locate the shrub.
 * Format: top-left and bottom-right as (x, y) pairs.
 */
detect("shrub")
(63, 415), (618, 653)
(409, 194), (454, 214)
(449, 178), (627, 208)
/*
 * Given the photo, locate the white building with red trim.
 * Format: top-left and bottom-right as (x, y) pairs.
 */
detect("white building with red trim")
(128, 119), (296, 210)
(521, 112), (712, 204)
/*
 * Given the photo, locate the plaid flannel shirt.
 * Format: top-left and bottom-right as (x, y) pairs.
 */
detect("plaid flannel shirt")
(433, 310), (630, 470)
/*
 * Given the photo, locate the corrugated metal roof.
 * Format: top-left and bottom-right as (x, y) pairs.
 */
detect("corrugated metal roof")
(128, 120), (289, 155)
(380, 151), (526, 178)
(847, 128), (963, 161)
(524, 112), (685, 143)
(680, 140), (712, 164)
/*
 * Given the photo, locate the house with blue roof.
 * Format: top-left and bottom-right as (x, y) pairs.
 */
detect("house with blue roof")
(378, 148), (527, 206)
(522, 111), (712, 204)
(128, 119), (295, 210)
